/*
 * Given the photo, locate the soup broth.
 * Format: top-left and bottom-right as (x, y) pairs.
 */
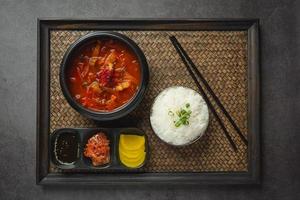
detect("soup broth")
(67, 39), (141, 111)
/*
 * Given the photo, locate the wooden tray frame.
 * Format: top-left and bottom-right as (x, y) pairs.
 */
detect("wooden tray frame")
(37, 19), (260, 185)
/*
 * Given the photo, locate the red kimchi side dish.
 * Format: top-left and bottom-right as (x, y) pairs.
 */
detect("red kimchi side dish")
(67, 39), (141, 112)
(84, 132), (110, 166)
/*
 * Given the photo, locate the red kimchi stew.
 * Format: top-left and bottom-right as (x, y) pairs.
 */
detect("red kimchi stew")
(67, 39), (141, 112)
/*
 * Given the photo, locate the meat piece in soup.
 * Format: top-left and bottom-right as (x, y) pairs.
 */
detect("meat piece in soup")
(67, 39), (141, 111)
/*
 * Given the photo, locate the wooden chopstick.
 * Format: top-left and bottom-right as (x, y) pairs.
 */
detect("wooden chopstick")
(169, 36), (248, 146)
(169, 36), (238, 152)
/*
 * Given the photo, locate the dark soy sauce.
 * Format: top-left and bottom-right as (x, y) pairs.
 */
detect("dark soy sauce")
(55, 132), (78, 164)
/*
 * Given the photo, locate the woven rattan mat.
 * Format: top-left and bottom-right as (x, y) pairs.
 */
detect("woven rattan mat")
(49, 30), (248, 173)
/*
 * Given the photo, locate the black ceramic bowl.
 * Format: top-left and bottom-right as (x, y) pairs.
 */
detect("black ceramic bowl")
(60, 32), (149, 121)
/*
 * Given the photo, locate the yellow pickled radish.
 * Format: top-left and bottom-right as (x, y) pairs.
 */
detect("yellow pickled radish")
(119, 151), (146, 168)
(119, 140), (144, 154)
(119, 147), (144, 160)
(119, 134), (146, 168)
(119, 134), (145, 151)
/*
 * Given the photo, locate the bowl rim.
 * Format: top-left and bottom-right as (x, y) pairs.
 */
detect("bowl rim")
(149, 86), (209, 147)
(60, 31), (149, 121)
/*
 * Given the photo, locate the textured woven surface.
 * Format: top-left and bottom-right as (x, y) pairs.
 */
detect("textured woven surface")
(49, 30), (248, 173)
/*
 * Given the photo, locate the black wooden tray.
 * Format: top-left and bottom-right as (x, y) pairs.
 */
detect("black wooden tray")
(37, 19), (260, 185)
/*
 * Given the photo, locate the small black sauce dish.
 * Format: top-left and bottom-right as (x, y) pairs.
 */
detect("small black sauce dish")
(51, 129), (80, 170)
(60, 31), (149, 121)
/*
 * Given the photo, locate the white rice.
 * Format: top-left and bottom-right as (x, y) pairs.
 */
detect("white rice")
(150, 86), (209, 146)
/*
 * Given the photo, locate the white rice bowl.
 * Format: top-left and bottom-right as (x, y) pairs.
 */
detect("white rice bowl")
(150, 86), (209, 146)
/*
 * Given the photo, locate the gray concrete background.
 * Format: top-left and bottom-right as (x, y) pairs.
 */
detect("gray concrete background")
(0, 0), (299, 199)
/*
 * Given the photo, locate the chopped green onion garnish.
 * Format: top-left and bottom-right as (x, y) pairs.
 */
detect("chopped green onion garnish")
(175, 121), (180, 127)
(168, 110), (174, 116)
(168, 103), (192, 128)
